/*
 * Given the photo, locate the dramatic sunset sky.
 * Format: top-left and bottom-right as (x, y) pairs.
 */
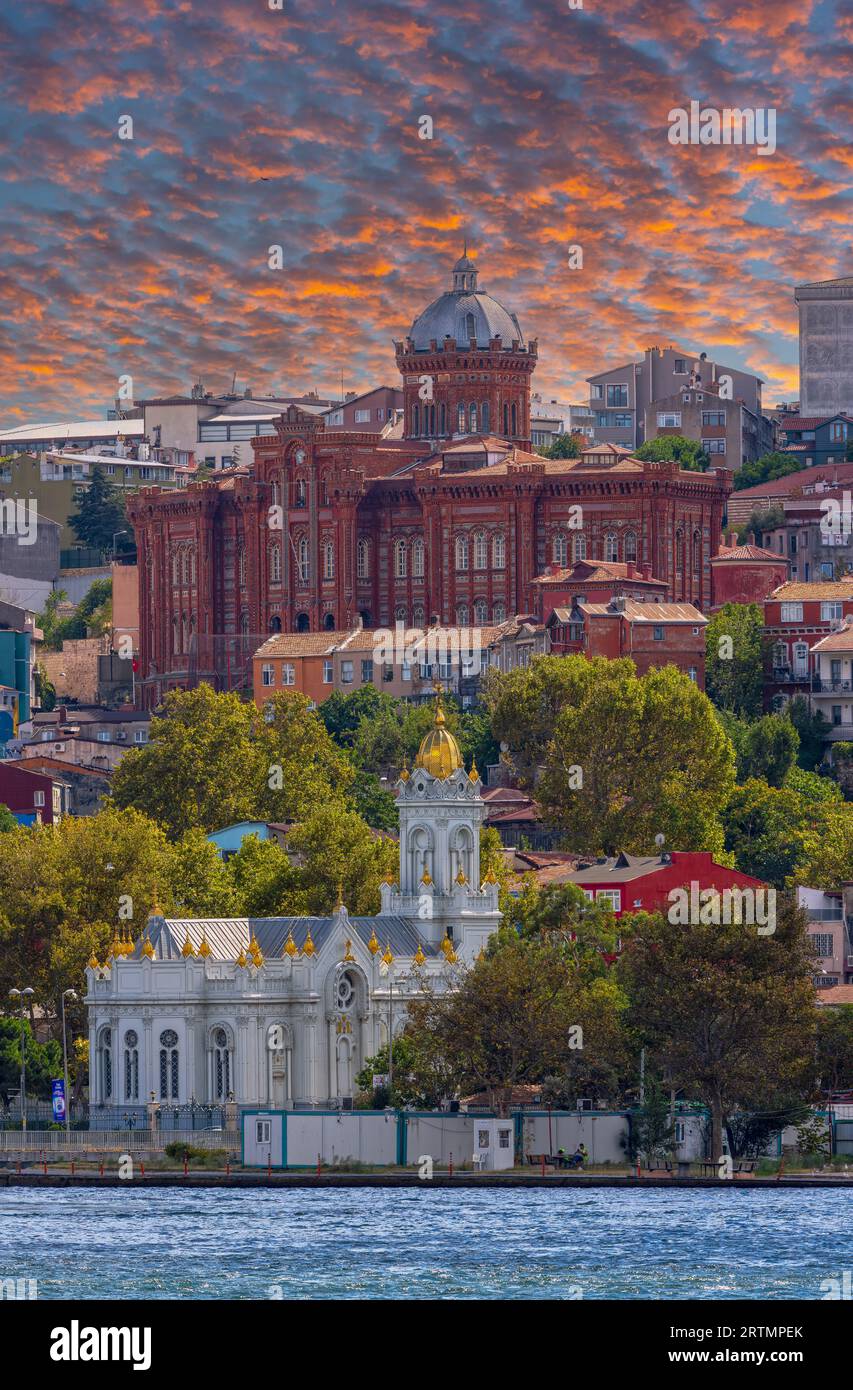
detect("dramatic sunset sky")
(0, 0), (850, 421)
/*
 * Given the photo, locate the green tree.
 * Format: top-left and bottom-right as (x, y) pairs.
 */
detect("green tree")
(539, 433), (581, 460)
(0, 1017), (62, 1105)
(33, 664), (56, 711)
(738, 714), (798, 787)
(0, 804), (17, 833)
(536, 659), (736, 855)
(619, 900), (818, 1161)
(625, 1078), (680, 1163)
(636, 435), (710, 471)
(286, 804), (397, 915)
(733, 451), (803, 492)
(67, 465), (127, 553)
(485, 653), (606, 788)
(319, 686), (395, 747)
(355, 1036), (449, 1109)
(705, 603), (766, 718)
(722, 779), (811, 886)
(816, 1007), (853, 1095)
(226, 836), (306, 918)
(788, 696), (831, 772)
(347, 770), (398, 832)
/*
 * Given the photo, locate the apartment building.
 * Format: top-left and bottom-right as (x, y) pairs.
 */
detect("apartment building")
(644, 381), (773, 473)
(795, 276), (853, 418)
(764, 580), (853, 710)
(323, 386), (403, 432)
(587, 346), (763, 450)
(547, 596), (707, 686)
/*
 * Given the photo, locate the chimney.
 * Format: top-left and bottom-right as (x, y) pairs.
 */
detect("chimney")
(749, 531), (757, 545)
(642, 564), (652, 580)
(728, 531), (738, 547)
(626, 561), (636, 579)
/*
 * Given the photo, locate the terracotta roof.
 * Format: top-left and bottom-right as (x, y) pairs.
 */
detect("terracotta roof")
(811, 625), (853, 652)
(778, 416), (844, 431)
(712, 542), (784, 562)
(10, 756), (110, 780)
(254, 624), (504, 660)
(816, 985), (853, 1006)
(583, 600), (707, 624)
(769, 581), (853, 601)
(533, 562), (666, 587)
(733, 462), (853, 499)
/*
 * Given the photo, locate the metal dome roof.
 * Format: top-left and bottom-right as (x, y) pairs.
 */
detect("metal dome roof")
(408, 251), (525, 351)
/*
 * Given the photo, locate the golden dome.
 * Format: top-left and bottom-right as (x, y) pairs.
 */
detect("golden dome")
(414, 690), (464, 780)
(367, 928), (379, 956)
(302, 929), (316, 958)
(381, 943), (394, 966)
(198, 931), (211, 959)
(284, 930), (297, 958)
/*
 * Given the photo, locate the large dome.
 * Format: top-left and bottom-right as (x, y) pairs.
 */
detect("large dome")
(408, 252), (525, 351)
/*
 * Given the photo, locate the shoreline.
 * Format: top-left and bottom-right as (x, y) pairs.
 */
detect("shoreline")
(3, 1170), (853, 1190)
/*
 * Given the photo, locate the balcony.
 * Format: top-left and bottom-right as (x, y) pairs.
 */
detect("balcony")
(770, 668), (809, 684)
(813, 678), (853, 693)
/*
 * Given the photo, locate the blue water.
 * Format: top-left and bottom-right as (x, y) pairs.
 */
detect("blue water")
(0, 1187), (848, 1299)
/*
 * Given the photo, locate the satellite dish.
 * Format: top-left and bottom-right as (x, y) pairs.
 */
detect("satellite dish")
(654, 833), (665, 847)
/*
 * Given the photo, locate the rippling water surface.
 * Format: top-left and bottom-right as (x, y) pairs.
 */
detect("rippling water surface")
(0, 1187), (848, 1299)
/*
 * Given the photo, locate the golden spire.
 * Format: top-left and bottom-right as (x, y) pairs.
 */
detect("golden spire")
(343, 939), (356, 963)
(384, 870), (395, 886)
(414, 686), (464, 780)
(446, 944), (458, 964)
(469, 758), (480, 783)
(455, 867), (467, 886)
(88, 951), (100, 970)
(181, 929), (196, 958)
(248, 932), (264, 967)
(477, 945), (486, 962)
(413, 943), (426, 967)
(381, 943), (394, 966)
(123, 927), (135, 955)
(284, 929), (297, 958)
(483, 867), (497, 885)
(107, 928), (120, 960)
(367, 928), (379, 956)
(399, 755), (410, 783)
(421, 867), (432, 886)
(302, 928), (316, 958)
(335, 883), (344, 911)
(198, 930), (211, 959)
(440, 931), (454, 959)
(235, 949), (248, 968)
(141, 936), (155, 959)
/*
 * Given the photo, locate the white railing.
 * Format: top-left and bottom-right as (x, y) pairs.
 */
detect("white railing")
(0, 1129), (240, 1155)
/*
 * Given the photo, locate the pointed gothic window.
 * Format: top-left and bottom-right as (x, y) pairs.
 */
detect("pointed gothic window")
(466, 312), (476, 340)
(298, 537), (309, 583)
(605, 533), (618, 563)
(270, 544), (281, 583)
(412, 538), (425, 578)
(492, 533), (505, 569)
(455, 535), (468, 571)
(553, 534), (568, 566)
(323, 540), (334, 580)
(474, 532), (487, 570)
(395, 539), (407, 578)
(474, 598), (488, 624)
(357, 538), (370, 579)
(625, 531), (637, 563)
(573, 533), (586, 561)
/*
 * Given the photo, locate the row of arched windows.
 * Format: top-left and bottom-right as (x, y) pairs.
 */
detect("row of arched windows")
(455, 533), (506, 572)
(393, 602), (506, 626)
(172, 613), (196, 655)
(170, 546), (197, 587)
(96, 1025), (234, 1104)
(548, 531), (639, 566)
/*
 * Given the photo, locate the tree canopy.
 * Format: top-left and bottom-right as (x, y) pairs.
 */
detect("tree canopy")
(636, 435), (710, 471)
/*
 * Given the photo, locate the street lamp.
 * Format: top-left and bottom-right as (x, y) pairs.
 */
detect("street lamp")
(61, 989), (77, 1137)
(112, 530), (128, 560)
(9, 987), (35, 1131)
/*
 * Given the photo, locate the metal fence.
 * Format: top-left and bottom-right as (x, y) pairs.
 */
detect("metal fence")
(0, 1103), (228, 1132)
(0, 1129), (239, 1156)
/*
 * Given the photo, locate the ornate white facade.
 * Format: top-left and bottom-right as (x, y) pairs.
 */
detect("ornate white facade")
(84, 699), (501, 1120)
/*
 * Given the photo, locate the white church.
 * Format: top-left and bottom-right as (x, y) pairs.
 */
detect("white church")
(84, 696), (501, 1122)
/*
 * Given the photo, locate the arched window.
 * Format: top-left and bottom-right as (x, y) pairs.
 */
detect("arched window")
(674, 528), (684, 573)
(98, 1026), (112, 1101)
(238, 548), (246, 588)
(458, 403), (466, 434)
(159, 1029), (179, 1102)
(171, 550), (179, 585)
(412, 604), (425, 627)
(172, 616), (180, 655)
(624, 531), (637, 563)
(323, 540), (334, 580)
(394, 604), (407, 623)
(394, 539), (407, 579)
(212, 1027), (231, 1102)
(773, 641), (787, 670)
(181, 550), (191, 585)
(492, 533), (505, 569)
(573, 532), (586, 561)
(456, 604), (469, 626)
(412, 404), (420, 436)
(181, 613), (190, 652)
(440, 403), (446, 435)
(553, 533), (568, 566)
(466, 312), (476, 340)
(493, 602), (506, 623)
(605, 532), (618, 563)
(357, 538), (370, 579)
(412, 538), (425, 578)
(473, 598), (488, 624)
(455, 535), (468, 571)
(269, 615), (282, 634)
(693, 529), (702, 573)
(481, 401), (490, 433)
(470, 402), (478, 433)
(511, 402), (517, 436)
(503, 403), (509, 435)
(474, 532), (488, 570)
(295, 478), (307, 507)
(298, 537), (309, 583)
(124, 1029), (138, 1102)
(269, 544), (281, 583)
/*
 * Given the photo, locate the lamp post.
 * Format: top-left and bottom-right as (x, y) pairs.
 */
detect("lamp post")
(60, 989), (77, 1137)
(9, 987), (35, 1131)
(112, 530), (128, 560)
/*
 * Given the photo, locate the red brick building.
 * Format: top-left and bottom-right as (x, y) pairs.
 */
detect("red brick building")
(127, 252), (731, 708)
(530, 558), (668, 622)
(547, 597), (707, 686)
(709, 534), (789, 611)
(0, 761), (68, 825)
